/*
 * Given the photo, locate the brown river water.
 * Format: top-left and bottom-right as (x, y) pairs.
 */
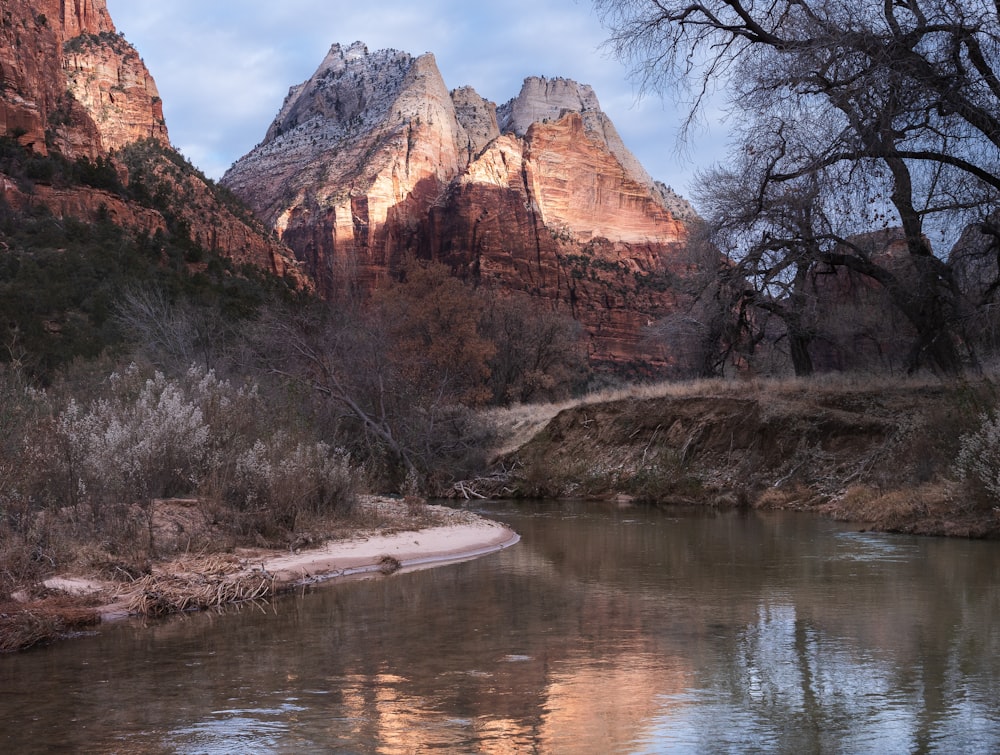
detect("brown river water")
(1, 500), (998, 753)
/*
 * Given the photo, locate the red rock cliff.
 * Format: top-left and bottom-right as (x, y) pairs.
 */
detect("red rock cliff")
(223, 45), (699, 371)
(428, 116), (689, 368)
(0, 0), (166, 157)
(0, 0), (306, 289)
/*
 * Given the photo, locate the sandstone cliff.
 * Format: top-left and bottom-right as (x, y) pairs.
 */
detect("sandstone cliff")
(223, 42), (486, 294)
(0, 0), (166, 157)
(62, 27), (168, 153)
(0, 0), (306, 288)
(224, 43), (700, 371)
(430, 113), (689, 367)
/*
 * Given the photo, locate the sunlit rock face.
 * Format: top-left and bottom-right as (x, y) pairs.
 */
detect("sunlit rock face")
(431, 114), (691, 369)
(55, 0), (113, 39)
(0, 0), (307, 288)
(0, 0), (167, 157)
(224, 42), (486, 294)
(62, 27), (168, 153)
(224, 43), (701, 371)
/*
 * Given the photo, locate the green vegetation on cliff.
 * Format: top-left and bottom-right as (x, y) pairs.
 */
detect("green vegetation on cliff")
(0, 137), (304, 379)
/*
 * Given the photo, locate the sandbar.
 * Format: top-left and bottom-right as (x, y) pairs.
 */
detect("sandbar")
(85, 508), (520, 621)
(263, 518), (519, 585)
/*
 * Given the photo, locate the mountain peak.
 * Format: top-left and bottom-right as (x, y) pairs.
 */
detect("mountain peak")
(222, 42), (698, 370)
(497, 76), (601, 136)
(264, 44), (416, 145)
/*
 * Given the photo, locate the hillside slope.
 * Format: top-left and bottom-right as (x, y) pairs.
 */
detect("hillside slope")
(0, 0), (310, 375)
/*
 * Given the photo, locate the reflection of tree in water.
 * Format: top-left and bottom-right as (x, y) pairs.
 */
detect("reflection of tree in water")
(307, 504), (1000, 751)
(1, 504), (998, 752)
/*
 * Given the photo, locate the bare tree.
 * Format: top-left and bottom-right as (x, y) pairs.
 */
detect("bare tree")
(251, 263), (498, 491)
(116, 287), (234, 373)
(595, 0), (1000, 373)
(479, 292), (589, 404)
(251, 303), (419, 476)
(646, 231), (750, 377)
(694, 161), (829, 376)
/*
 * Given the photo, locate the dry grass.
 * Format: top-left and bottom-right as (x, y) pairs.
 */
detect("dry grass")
(123, 564), (275, 617)
(0, 595), (100, 653)
(820, 482), (981, 534)
(483, 370), (963, 459)
(573, 371), (948, 406)
(753, 484), (819, 510)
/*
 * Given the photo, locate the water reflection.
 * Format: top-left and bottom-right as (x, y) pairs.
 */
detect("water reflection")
(1, 502), (998, 753)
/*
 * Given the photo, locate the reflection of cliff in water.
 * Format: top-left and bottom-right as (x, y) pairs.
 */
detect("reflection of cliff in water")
(1, 502), (998, 753)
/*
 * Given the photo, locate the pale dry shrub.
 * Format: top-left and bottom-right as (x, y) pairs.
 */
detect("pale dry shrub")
(41, 364), (217, 558)
(56, 366), (211, 511)
(955, 410), (1000, 507)
(38, 363), (363, 549)
(224, 435), (359, 536)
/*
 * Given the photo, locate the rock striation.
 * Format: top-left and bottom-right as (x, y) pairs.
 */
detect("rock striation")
(0, 0), (166, 157)
(224, 43), (701, 370)
(0, 0), (306, 288)
(62, 27), (168, 153)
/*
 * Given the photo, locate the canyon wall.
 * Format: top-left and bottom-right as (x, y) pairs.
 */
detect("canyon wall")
(0, 0), (305, 287)
(0, 0), (166, 157)
(224, 43), (699, 371)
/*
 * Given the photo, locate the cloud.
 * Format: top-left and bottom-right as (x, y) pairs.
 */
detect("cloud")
(105, 0), (724, 195)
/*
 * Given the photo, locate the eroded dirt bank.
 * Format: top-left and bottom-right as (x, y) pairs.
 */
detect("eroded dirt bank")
(495, 380), (1000, 538)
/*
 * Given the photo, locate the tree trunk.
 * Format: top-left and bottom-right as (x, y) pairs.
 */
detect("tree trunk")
(788, 329), (814, 377)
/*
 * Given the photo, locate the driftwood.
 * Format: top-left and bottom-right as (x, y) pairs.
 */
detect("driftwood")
(448, 463), (520, 500)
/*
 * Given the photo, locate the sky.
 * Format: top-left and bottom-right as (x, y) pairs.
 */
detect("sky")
(104, 0), (729, 200)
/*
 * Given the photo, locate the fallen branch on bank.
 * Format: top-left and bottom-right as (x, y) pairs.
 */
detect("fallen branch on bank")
(448, 462), (520, 500)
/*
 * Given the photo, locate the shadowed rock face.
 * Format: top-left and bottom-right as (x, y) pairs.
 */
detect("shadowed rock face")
(0, 0), (167, 157)
(223, 43), (701, 371)
(428, 116), (690, 369)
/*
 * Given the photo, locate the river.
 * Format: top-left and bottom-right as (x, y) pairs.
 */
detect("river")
(2, 501), (999, 753)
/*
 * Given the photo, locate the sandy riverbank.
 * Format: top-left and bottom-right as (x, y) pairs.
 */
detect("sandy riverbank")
(1, 500), (518, 651)
(95, 507), (520, 621)
(263, 519), (519, 584)
(96, 514), (520, 620)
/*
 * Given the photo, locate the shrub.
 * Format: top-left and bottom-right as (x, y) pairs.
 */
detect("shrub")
(0, 358), (369, 600)
(42, 366), (212, 556)
(55, 367), (210, 514)
(955, 410), (1000, 507)
(42, 364), (360, 547)
(224, 436), (358, 537)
